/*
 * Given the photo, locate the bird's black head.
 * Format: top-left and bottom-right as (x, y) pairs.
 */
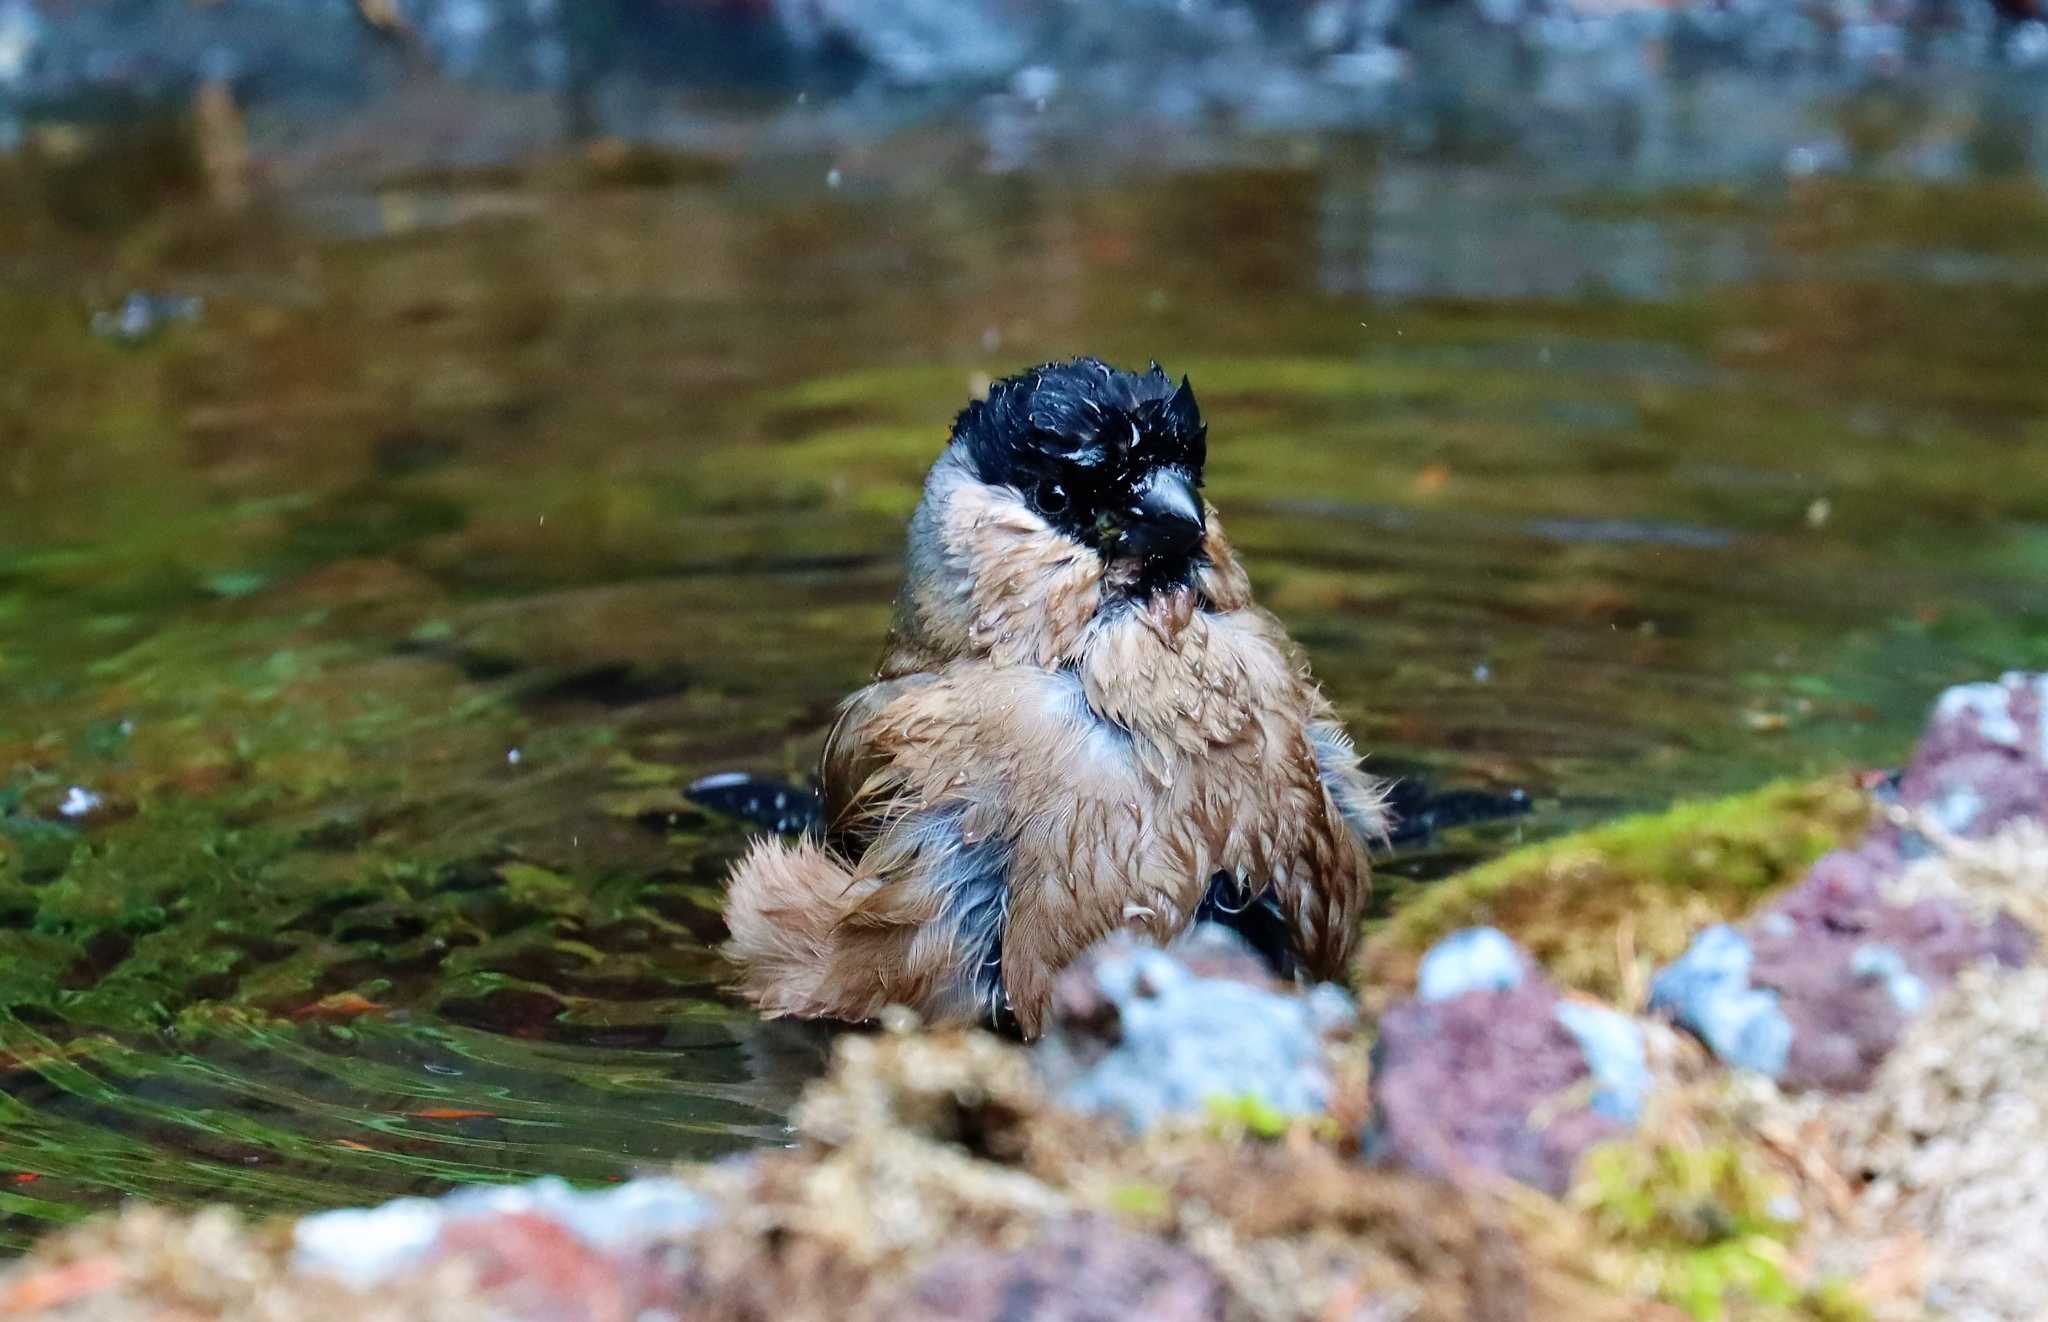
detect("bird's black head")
(951, 357), (1209, 587)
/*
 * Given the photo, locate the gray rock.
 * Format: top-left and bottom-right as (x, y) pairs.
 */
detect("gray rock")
(1416, 924), (1528, 1001)
(1039, 926), (1344, 1132)
(1851, 943), (1929, 1015)
(10, 0), (2046, 191)
(1649, 924), (1794, 1077)
(1553, 999), (1651, 1124)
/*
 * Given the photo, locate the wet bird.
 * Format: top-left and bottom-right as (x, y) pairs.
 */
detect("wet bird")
(720, 358), (1389, 1037)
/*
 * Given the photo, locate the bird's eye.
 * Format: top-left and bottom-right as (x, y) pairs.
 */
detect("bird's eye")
(1037, 481), (1070, 515)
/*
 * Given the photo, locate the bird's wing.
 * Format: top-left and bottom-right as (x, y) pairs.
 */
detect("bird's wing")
(805, 663), (1158, 1033)
(1233, 605), (1392, 847)
(802, 667), (1049, 1027)
(818, 672), (938, 855)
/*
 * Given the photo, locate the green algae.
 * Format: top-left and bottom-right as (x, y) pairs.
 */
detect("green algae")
(0, 534), (791, 1243)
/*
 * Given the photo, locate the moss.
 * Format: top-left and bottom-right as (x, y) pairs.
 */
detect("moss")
(1562, 1090), (1874, 1322)
(1103, 1179), (1171, 1219)
(1362, 778), (1871, 1006)
(1203, 1093), (1296, 1141)
(1577, 1138), (1800, 1312)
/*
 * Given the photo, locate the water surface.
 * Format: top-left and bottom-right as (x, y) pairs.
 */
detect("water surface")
(1, 128), (2045, 1246)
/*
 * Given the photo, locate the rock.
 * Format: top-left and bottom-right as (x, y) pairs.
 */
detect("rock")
(881, 1216), (1230, 1322)
(90, 291), (202, 345)
(0, 2), (39, 91)
(430, 1212), (661, 1322)
(55, 785), (103, 819)
(0, 1011), (1666, 1321)
(1650, 675), (2045, 1090)
(1826, 963), (2048, 1322)
(1894, 672), (2048, 845)
(292, 1175), (710, 1290)
(794, 1023), (1045, 1156)
(1648, 925), (1794, 1078)
(0, 1203), (493, 1322)
(1044, 922), (1278, 1065)
(1359, 778), (1874, 1010)
(776, 0), (1034, 87)
(1654, 862), (2028, 1091)
(1416, 924), (1529, 1001)
(1038, 925), (1350, 1133)
(1847, 944), (1928, 1013)
(1370, 928), (1645, 1195)
(1553, 999), (1652, 1123)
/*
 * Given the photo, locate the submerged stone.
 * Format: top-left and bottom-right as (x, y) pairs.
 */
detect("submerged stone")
(56, 786), (103, 819)
(90, 291), (202, 345)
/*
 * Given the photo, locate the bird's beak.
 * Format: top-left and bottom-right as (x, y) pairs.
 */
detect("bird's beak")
(1118, 468), (1206, 561)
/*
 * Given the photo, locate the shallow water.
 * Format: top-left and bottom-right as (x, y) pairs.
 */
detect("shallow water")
(0, 126), (2045, 1247)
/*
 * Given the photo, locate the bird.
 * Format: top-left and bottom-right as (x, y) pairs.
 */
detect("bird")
(720, 357), (1390, 1038)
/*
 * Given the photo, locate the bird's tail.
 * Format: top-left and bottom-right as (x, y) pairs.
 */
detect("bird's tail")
(720, 835), (864, 1019)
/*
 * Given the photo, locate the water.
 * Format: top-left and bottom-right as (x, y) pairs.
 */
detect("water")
(0, 118), (2045, 1248)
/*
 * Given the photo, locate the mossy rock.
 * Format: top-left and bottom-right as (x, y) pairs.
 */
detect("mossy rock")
(1361, 777), (1872, 1008)
(1558, 1092), (1873, 1322)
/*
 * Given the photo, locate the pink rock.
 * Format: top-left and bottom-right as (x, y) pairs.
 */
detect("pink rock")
(432, 1213), (688, 1322)
(1370, 973), (1627, 1195)
(1654, 674), (2045, 1091)
(882, 1216), (1229, 1322)
(1894, 673), (2048, 843)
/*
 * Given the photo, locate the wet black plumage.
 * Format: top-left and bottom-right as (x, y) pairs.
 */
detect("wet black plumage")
(951, 357), (1207, 550)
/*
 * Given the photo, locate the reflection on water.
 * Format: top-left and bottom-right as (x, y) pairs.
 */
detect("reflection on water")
(1322, 165), (1764, 302)
(0, 128), (2045, 1246)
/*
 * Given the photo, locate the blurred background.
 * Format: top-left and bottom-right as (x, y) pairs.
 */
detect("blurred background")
(0, 0), (2045, 1253)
